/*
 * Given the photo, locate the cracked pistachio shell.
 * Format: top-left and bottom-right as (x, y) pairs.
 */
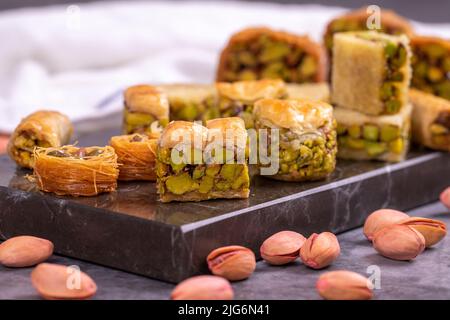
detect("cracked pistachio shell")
(440, 187), (450, 209)
(399, 217), (447, 247)
(373, 225), (425, 261)
(207, 245), (256, 281)
(0, 236), (54, 268)
(31, 263), (97, 300)
(316, 270), (373, 300)
(363, 209), (410, 241)
(300, 232), (340, 269)
(260, 231), (306, 265)
(171, 275), (234, 300)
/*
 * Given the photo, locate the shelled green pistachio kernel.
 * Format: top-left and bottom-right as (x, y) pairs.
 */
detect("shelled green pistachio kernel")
(232, 167), (249, 190)
(261, 61), (284, 79)
(430, 123), (449, 135)
(348, 125), (361, 139)
(177, 103), (199, 121)
(347, 138), (365, 150)
(385, 99), (402, 113)
(363, 124), (379, 141)
(166, 173), (198, 195)
(392, 45), (407, 68)
(259, 42), (290, 63)
(380, 124), (400, 142)
(388, 138), (404, 154)
(427, 67), (444, 82)
(365, 141), (387, 156)
(423, 44), (446, 59)
(206, 165), (221, 177)
(237, 51), (257, 66)
(192, 166), (205, 180)
(199, 176), (214, 193)
(380, 82), (395, 101)
(298, 56), (317, 79)
(238, 69), (257, 81)
(336, 123), (347, 135)
(385, 42), (397, 59)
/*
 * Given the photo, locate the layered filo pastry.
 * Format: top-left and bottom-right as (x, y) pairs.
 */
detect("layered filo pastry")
(410, 89), (450, 152)
(285, 82), (330, 103)
(123, 85), (170, 136)
(335, 103), (412, 162)
(110, 134), (158, 181)
(8, 110), (73, 169)
(332, 31), (411, 115)
(216, 27), (326, 84)
(253, 99), (337, 181)
(156, 118), (250, 203)
(215, 79), (287, 127)
(34, 146), (119, 196)
(324, 7), (414, 77)
(410, 36), (450, 100)
(160, 83), (217, 122)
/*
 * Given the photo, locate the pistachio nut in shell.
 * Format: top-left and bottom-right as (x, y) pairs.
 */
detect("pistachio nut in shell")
(207, 245), (256, 281)
(171, 275), (234, 300)
(260, 231), (306, 265)
(440, 187), (450, 209)
(399, 217), (447, 247)
(363, 209), (409, 241)
(316, 270), (373, 300)
(372, 225), (425, 261)
(0, 236), (54, 268)
(300, 232), (340, 269)
(31, 263), (97, 300)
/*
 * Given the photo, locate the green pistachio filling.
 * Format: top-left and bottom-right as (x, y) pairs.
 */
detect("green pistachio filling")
(222, 35), (319, 83)
(156, 147), (250, 196)
(412, 43), (450, 100)
(430, 111), (450, 146)
(337, 122), (406, 156)
(257, 120), (337, 180)
(13, 132), (51, 167)
(123, 108), (168, 134)
(169, 96), (219, 122)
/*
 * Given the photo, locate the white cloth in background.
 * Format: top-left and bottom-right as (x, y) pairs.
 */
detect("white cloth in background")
(0, 0), (449, 133)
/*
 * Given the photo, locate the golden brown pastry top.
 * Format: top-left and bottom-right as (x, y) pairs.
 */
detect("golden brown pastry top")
(410, 89), (450, 113)
(325, 6), (414, 37)
(335, 31), (410, 46)
(124, 85), (169, 119)
(216, 26), (327, 82)
(158, 121), (208, 149)
(206, 117), (247, 146)
(253, 98), (333, 132)
(216, 79), (286, 103)
(410, 35), (450, 50)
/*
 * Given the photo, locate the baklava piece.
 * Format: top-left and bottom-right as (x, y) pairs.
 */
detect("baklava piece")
(253, 99), (337, 181)
(324, 7), (414, 76)
(7, 111), (73, 169)
(216, 79), (287, 127)
(34, 146), (119, 196)
(332, 31), (411, 115)
(411, 36), (450, 100)
(160, 84), (218, 122)
(156, 119), (250, 202)
(123, 85), (170, 136)
(216, 27), (326, 83)
(335, 103), (412, 162)
(110, 134), (158, 181)
(410, 89), (450, 152)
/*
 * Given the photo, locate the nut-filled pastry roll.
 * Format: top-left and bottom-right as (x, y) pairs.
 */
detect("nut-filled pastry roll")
(335, 103), (412, 162)
(332, 31), (411, 115)
(34, 146), (119, 196)
(216, 27), (326, 84)
(216, 79), (287, 128)
(110, 134), (158, 181)
(8, 110), (73, 169)
(410, 89), (450, 152)
(156, 118), (250, 203)
(324, 7), (414, 78)
(123, 85), (170, 136)
(253, 99), (337, 181)
(160, 84), (218, 122)
(410, 36), (450, 100)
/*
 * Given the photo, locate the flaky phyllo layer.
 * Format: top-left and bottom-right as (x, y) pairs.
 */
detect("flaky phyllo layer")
(253, 98), (337, 181)
(216, 27), (326, 84)
(156, 119), (250, 202)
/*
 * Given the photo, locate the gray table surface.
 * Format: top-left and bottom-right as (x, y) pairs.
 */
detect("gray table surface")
(1, 201), (449, 300)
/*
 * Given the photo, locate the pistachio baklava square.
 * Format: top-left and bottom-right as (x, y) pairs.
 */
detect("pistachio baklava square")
(253, 98), (337, 181)
(335, 103), (412, 162)
(156, 118), (250, 203)
(410, 89), (450, 152)
(332, 31), (411, 116)
(216, 27), (326, 84)
(215, 79), (287, 128)
(411, 36), (450, 100)
(123, 85), (170, 136)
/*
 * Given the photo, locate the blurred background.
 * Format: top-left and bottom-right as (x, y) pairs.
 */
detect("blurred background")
(0, 0), (449, 153)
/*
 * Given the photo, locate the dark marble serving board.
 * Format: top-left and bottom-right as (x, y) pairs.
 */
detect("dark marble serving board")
(0, 121), (449, 283)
